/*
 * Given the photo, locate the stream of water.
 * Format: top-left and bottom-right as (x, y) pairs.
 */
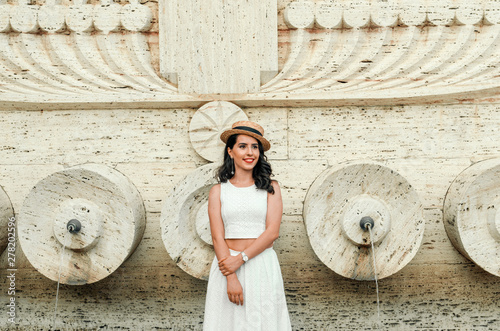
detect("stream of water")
(52, 234), (69, 328)
(367, 225), (381, 326)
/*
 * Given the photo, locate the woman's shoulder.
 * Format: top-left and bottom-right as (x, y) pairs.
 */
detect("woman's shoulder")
(270, 180), (281, 193)
(210, 183), (221, 192)
(208, 183), (221, 201)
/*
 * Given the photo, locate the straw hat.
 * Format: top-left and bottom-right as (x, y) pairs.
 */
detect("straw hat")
(220, 121), (271, 151)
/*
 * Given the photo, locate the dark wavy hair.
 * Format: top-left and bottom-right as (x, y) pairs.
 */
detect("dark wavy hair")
(216, 134), (275, 194)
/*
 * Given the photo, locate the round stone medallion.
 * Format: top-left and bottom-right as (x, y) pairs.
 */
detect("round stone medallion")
(52, 198), (103, 251)
(444, 158), (500, 277)
(303, 161), (424, 280)
(18, 164), (146, 285)
(189, 101), (248, 162)
(341, 194), (391, 246)
(161, 163), (219, 280)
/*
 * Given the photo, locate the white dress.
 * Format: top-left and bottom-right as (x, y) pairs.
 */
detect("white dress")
(203, 182), (292, 331)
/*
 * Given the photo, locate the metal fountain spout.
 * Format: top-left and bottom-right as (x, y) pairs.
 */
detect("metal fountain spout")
(360, 216), (375, 231)
(66, 219), (81, 234)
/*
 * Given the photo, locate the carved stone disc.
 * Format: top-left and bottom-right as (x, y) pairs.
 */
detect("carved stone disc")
(303, 161), (424, 280)
(120, 1), (153, 32)
(0, 185), (15, 255)
(189, 101), (248, 162)
(94, 3), (122, 33)
(315, 1), (343, 29)
(10, 5), (39, 33)
(161, 163), (218, 280)
(443, 158), (500, 277)
(284, 0), (315, 29)
(18, 164), (146, 285)
(66, 4), (94, 33)
(38, 4), (66, 33)
(0, 5), (11, 33)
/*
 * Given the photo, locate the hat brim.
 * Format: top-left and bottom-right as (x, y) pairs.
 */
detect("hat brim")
(220, 129), (271, 151)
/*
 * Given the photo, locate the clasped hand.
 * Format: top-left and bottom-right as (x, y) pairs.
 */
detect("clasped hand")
(218, 254), (244, 276)
(226, 274), (244, 305)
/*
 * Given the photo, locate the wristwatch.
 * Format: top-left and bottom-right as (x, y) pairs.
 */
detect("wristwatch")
(241, 251), (249, 263)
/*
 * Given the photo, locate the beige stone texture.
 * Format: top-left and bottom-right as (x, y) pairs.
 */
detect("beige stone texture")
(0, 105), (498, 329)
(160, 0), (278, 93)
(0, 0), (500, 330)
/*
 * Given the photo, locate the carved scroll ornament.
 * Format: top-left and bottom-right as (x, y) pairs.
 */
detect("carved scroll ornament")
(1, 0), (500, 107)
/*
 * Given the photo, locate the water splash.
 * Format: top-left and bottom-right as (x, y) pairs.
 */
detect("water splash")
(367, 224), (381, 326)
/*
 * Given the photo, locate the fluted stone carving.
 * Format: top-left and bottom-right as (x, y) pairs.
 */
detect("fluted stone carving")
(259, 24), (500, 103)
(189, 101), (248, 162)
(284, 0), (500, 29)
(0, 0), (152, 34)
(2, 1), (500, 106)
(18, 164), (146, 285)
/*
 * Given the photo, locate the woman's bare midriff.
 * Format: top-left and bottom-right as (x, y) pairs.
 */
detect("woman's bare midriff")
(225, 238), (273, 252)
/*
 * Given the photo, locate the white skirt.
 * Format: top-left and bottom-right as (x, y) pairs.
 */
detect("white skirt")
(203, 248), (292, 331)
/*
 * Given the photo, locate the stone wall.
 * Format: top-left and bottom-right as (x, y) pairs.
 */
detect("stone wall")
(1, 103), (499, 330)
(2, 0), (500, 329)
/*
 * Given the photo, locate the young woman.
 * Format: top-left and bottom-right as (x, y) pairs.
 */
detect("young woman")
(203, 121), (292, 330)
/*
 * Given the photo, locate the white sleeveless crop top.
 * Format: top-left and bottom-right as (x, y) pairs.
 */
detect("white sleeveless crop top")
(220, 181), (268, 239)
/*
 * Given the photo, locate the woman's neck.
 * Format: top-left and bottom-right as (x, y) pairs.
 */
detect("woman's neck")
(230, 170), (254, 187)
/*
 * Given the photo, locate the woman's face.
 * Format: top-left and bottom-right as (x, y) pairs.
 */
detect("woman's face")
(228, 135), (260, 173)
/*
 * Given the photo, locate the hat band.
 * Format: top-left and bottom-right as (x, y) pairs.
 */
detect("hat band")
(233, 126), (263, 137)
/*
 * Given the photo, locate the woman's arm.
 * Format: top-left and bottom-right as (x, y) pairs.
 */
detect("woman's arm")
(218, 180), (283, 275)
(208, 184), (244, 305)
(208, 184), (231, 262)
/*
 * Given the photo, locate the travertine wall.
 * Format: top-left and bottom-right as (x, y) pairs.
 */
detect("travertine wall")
(2, 0), (500, 329)
(1, 103), (500, 330)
